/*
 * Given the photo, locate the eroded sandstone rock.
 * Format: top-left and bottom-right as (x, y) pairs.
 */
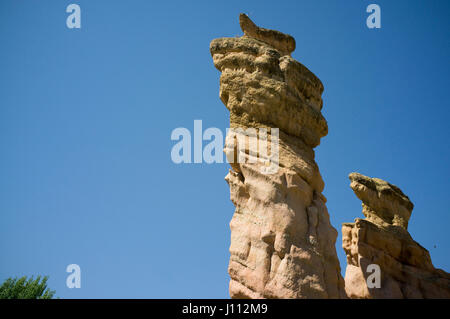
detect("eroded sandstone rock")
(210, 14), (345, 299)
(343, 172), (450, 298)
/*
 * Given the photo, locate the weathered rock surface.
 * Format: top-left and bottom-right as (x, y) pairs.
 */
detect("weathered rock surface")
(210, 14), (345, 298)
(343, 172), (450, 298)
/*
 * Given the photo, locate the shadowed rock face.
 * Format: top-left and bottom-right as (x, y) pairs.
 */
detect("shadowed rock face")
(210, 14), (345, 299)
(343, 173), (450, 298)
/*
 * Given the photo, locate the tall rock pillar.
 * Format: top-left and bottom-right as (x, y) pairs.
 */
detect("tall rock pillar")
(210, 14), (345, 298)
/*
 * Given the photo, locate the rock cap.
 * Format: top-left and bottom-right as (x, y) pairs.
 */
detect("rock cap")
(349, 172), (413, 229)
(239, 13), (296, 56)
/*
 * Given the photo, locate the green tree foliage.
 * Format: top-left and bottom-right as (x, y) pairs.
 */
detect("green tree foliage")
(0, 275), (55, 299)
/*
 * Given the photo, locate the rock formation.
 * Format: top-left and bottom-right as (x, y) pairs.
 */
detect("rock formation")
(210, 14), (346, 298)
(343, 172), (450, 298)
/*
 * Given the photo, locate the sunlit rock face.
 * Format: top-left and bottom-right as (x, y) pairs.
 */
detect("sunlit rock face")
(343, 172), (450, 299)
(210, 14), (346, 299)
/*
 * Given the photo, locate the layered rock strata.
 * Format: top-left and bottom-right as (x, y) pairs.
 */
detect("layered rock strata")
(343, 172), (450, 298)
(210, 14), (346, 298)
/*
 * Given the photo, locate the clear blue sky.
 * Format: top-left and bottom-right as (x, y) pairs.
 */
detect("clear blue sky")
(1, 0), (449, 298)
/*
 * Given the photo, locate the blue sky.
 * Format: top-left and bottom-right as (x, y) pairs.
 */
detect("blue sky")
(0, 0), (449, 298)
